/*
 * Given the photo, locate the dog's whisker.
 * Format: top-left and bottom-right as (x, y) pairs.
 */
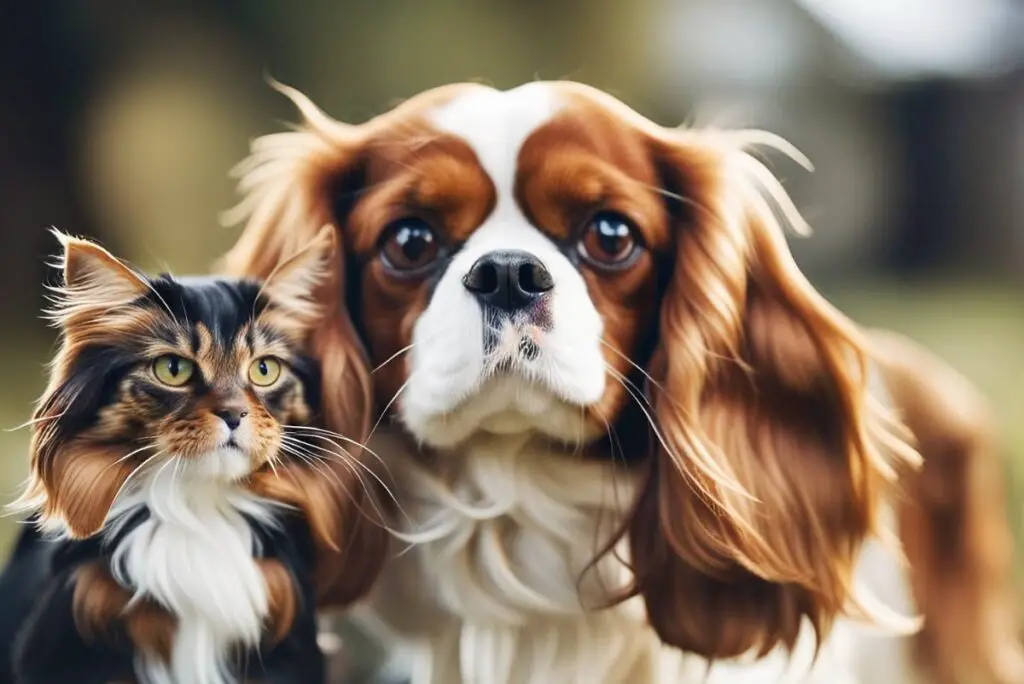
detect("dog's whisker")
(366, 374), (414, 445)
(372, 343), (416, 374)
(604, 364), (750, 506)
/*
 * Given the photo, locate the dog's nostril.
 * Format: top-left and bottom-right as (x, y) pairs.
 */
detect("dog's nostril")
(463, 250), (552, 313)
(518, 262), (553, 294)
(464, 261), (500, 295)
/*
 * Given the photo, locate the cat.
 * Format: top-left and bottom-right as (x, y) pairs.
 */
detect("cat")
(0, 227), (384, 684)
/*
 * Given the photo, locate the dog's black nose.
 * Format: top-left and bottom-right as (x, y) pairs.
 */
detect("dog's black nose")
(462, 250), (553, 312)
(214, 407), (248, 431)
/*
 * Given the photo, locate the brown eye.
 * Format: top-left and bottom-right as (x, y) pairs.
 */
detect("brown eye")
(381, 219), (441, 274)
(578, 212), (639, 269)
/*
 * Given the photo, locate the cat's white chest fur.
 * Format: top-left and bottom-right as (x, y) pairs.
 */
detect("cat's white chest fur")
(105, 452), (277, 684)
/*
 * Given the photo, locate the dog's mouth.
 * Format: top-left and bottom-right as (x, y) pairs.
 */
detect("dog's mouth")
(487, 322), (544, 373)
(518, 336), (541, 361)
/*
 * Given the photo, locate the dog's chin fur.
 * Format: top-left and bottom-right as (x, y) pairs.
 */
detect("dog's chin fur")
(400, 375), (606, 450)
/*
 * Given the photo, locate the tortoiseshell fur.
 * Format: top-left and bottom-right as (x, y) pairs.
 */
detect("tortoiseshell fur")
(0, 232), (379, 684)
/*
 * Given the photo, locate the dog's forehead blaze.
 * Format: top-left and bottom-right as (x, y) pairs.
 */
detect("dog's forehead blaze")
(348, 83), (662, 249)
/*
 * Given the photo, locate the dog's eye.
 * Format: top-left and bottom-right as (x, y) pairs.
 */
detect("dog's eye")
(381, 219), (441, 274)
(578, 212), (639, 268)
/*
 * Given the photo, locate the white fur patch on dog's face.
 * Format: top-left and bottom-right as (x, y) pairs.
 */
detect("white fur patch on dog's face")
(398, 84), (608, 448)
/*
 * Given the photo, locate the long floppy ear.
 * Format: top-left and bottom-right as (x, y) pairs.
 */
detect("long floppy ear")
(627, 130), (920, 658)
(13, 232), (149, 537)
(220, 85), (386, 605)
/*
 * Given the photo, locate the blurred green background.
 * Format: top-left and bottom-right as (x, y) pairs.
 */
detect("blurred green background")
(0, 1), (1022, 680)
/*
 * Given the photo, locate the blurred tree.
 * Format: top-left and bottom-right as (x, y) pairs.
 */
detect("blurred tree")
(0, 0), (100, 347)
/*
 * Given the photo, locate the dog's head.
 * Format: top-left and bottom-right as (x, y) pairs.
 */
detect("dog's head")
(222, 81), (918, 657)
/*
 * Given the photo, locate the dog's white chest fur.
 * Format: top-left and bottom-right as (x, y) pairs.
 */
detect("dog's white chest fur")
(368, 431), (914, 684)
(105, 459), (276, 684)
(370, 432), (669, 684)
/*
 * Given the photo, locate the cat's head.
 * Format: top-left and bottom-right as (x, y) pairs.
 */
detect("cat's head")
(18, 228), (339, 538)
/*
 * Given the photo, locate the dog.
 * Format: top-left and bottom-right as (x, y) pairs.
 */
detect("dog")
(221, 80), (1024, 684)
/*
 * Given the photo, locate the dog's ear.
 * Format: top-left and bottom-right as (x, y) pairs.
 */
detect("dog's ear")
(221, 83), (386, 605)
(623, 129), (920, 658)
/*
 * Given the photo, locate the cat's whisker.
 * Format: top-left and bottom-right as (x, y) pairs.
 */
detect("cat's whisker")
(4, 409), (70, 432)
(277, 443), (346, 491)
(282, 426), (391, 479)
(313, 452), (391, 523)
(283, 424), (389, 467)
(106, 443), (162, 471)
(284, 435), (401, 510)
(278, 438), (391, 523)
(108, 450), (165, 508)
(149, 455), (177, 492)
(289, 439), (396, 508)
(138, 275), (183, 329)
(265, 452), (280, 479)
(278, 439), (362, 491)
(276, 441), (329, 470)
(289, 435), (372, 482)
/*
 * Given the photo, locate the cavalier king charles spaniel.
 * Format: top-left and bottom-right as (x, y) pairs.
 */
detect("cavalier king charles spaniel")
(221, 81), (1024, 684)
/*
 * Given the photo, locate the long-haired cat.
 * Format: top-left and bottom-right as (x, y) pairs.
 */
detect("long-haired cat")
(0, 228), (385, 684)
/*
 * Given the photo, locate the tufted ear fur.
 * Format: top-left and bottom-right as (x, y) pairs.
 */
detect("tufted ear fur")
(11, 232), (149, 538)
(258, 225), (337, 340)
(625, 130), (920, 658)
(220, 83), (386, 606)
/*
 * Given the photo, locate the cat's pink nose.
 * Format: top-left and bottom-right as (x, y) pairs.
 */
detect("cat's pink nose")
(215, 408), (247, 431)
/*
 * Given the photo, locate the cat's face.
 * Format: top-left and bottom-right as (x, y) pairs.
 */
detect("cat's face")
(93, 275), (319, 480)
(20, 229), (336, 537)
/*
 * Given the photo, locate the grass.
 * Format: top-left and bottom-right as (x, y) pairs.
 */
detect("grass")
(829, 279), (1024, 587)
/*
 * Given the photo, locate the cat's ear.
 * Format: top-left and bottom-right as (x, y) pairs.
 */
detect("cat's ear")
(259, 225), (336, 333)
(50, 230), (148, 326)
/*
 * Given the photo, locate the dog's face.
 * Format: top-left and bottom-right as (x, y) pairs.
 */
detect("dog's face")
(339, 84), (669, 448)
(222, 81), (918, 659)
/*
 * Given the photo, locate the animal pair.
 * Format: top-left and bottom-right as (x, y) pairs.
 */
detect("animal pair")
(4, 78), (1023, 684)
(0, 229), (385, 684)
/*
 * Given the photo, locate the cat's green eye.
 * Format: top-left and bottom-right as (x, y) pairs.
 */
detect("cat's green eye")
(248, 356), (282, 387)
(152, 355), (195, 387)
